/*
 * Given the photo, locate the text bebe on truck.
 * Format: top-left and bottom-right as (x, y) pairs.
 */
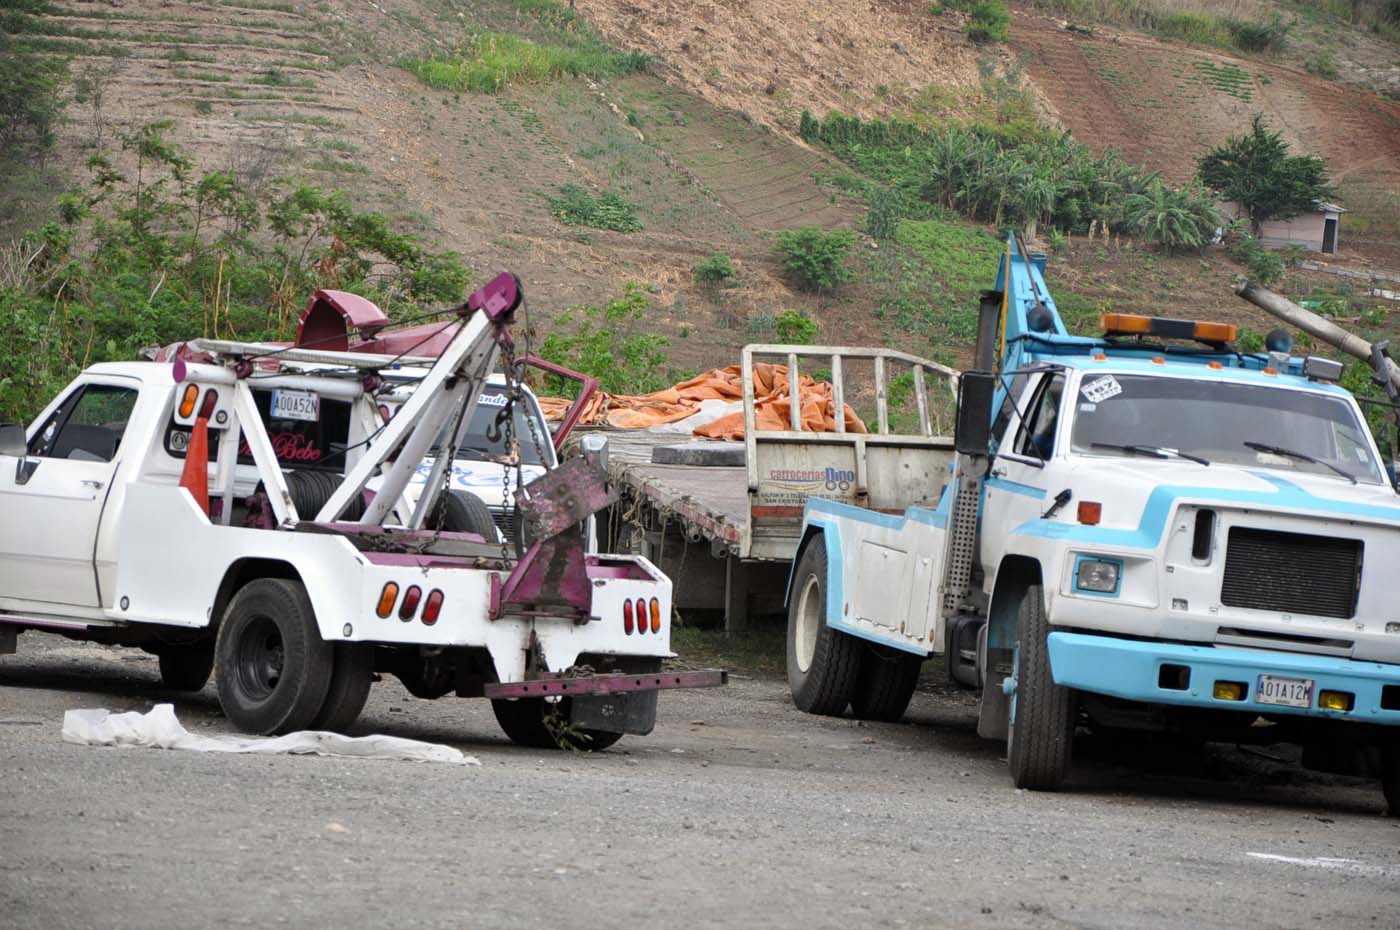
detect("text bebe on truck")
(0, 273), (724, 747)
(785, 234), (1400, 811)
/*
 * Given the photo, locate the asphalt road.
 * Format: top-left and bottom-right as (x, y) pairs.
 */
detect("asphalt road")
(2, 633), (1398, 930)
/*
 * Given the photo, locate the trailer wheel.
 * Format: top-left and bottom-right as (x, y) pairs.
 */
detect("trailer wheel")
(156, 642), (215, 692)
(491, 697), (624, 751)
(850, 645), (922, 722)
(1006, 583), (1076, 790)
(786, 540), (860, 716)
(1382, 744), (1400, 816)
(308, 643), (374, 733)
(215, 578), (333, 735)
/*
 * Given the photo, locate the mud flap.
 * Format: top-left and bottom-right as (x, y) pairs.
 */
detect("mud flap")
(0, 625), (15, 655)
(571, 690), (659, 736)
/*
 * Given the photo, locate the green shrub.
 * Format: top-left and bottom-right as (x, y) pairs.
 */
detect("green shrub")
(963, 0), (1010, 43)
(1226, 14), (1291, 54)
(546, 184), (643, 232)
(798, 108), (820, 143)
(1230, 236), (1284, 284)
(538, 282), (671, 395)
(773, 227), (856, 292)
(693, 252), (737, 285)
(1157, 12), (1231, 48)
(865, 186), (903, 239)
(773, 308), (818, 344)
(403, 32), (647, 94)
(1305, 49), (1339, 79)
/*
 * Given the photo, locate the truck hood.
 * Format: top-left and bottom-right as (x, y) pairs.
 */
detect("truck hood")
(1057, 456), (1400, 534)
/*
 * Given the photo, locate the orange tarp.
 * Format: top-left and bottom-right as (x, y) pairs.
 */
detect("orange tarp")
(537, 364), (867, 441)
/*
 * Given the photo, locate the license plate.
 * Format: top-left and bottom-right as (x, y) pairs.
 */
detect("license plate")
(270, 389), (319, 423)
(1256, 674), (1314, 708)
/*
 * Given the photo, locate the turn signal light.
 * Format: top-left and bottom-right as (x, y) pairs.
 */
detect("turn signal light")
(649, 597), (661, 633)
(1212, 680), (1247, 701)
(376, 582), (399, 618)
(623, 598), (634, 634)
(422, 589), (444, 625)
(178, 384), (199, 418)
(1077, 501), (1102, 525)
(399, 585), (422, 621)
(1318, 690), (1354, 712)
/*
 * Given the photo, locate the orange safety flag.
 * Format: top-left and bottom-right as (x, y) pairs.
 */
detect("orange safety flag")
(179, 415), (211, 516)
(537, 364), (866, 440)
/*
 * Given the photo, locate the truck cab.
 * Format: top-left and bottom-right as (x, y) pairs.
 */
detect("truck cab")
(784, 235), (1400, 811)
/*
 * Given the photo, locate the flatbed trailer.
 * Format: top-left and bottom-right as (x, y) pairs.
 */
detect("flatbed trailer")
(592, 346), (959, 630)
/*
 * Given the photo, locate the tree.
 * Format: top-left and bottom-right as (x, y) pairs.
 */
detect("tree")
(0, 36), (69, 162)
(1197, 114), (1333, 236)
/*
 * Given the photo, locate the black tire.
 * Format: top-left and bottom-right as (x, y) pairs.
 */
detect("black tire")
(786, 539), (861, 716)
(1382, 744), (1400, 816)
(308, 643), (374, 733)
(433, 490), (498, 540)
(215, 578), (334, 735)
(157, 642), (215, 692)
(850, 645), (923, 722)
(491, 697), (625, 751)
(1007, 583), (1076, 790)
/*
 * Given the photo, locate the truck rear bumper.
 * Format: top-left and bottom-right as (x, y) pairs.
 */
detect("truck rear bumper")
(483, 669), (727, 699)
(1047, 632), (1400, 724)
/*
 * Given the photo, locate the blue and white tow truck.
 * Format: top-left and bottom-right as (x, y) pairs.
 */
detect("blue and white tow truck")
(785, 234), (1400, 810)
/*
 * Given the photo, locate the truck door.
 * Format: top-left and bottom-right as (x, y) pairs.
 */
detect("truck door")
(0, 380), (140, 607)
(980, 371), (1064, 582)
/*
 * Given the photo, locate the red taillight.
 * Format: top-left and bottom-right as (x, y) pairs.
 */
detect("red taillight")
(634, 598), (647, 634)
(422, 589), (444, 625)
(649, 597), (661, 633)
(399, 585), (422, 621)
(376, 582), (399, 618)
(623, 599), (634, 634)
(198, 388), (219, 419)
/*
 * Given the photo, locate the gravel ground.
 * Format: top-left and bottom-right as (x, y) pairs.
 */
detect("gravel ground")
(2, 633), (1399, 930)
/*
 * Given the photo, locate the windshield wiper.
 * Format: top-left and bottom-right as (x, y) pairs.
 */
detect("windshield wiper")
(1091, 442), (1210, 466)
(1243, 440), (1357, 484)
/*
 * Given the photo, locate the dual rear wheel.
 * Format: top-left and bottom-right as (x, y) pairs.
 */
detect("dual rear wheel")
(785, 541), (922, 722)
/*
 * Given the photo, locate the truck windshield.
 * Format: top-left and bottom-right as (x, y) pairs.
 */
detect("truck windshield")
(433, 385), (549, 466)
(1070, 374), (1383, 485)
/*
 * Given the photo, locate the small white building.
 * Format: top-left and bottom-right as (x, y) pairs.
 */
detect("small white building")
(1221, 201), (1345, 254)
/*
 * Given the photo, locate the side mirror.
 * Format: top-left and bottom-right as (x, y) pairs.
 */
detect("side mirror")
(955, 372), (997, 455)
(0, 424), (25, 457)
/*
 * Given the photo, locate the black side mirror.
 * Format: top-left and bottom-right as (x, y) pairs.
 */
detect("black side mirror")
(955, 371), (997, 455)
(0, 424), (25, 457)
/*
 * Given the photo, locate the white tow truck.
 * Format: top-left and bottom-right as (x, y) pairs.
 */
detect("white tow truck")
(0, 273), (723, 746)
(784, 235), (1400, 810)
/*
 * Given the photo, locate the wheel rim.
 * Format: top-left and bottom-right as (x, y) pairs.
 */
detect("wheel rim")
(794, 573), (821, 673)
(234, 616), (284, 702)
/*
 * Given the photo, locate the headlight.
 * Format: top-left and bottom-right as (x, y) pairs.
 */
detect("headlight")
(1075, 558), (1121, 594)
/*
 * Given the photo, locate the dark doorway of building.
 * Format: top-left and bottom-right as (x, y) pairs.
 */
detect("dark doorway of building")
(1323, 217), (1338, 253)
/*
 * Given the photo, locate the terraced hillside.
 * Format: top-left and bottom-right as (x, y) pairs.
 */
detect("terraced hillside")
(5, 0), (1400, 380)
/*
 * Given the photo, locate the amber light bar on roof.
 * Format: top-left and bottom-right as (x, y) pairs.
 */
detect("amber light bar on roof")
(1100, 313), (1237, 343)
